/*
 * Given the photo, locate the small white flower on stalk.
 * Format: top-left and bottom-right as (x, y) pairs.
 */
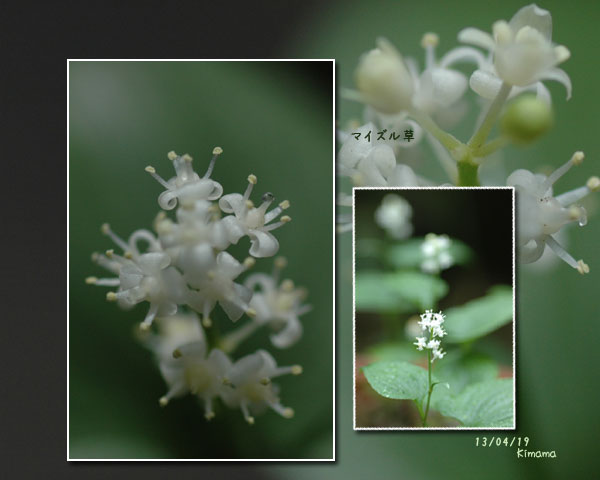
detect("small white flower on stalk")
(219, 175), (291, 258)
(415, 310), (447, 363)
(243, 257), (311, 349)
(507, 151), (599, 273)
(421, 233), (454, 274)
(374, 194), (413, 239)
(412, 32), (487, 117)
(220, 350), (302, 424)
(160, 340), (233, 420)
(337, 123), (429, 187)
(87, 224), (188, 330)
(145, 149), (224, 210)
(354, 38), (415, 115)
(459, 4), (571, 100)
(183, 245), (255, 325)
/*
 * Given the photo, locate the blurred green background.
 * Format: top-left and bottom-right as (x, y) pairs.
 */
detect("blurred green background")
(69, 61), (333, 459)
(271, 0), (596, 478)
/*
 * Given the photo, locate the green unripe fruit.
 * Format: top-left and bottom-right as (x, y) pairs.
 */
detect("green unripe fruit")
(500, 94), (554, 144)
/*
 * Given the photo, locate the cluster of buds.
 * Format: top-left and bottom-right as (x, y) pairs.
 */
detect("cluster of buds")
(414, 310), (447, 362)
(87, 148), (310, 423)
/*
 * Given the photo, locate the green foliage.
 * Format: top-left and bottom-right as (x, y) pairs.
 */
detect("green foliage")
(362, 361), (431, 401)
(444, 286), (513, 343)
(355, 271), (448, 313)
(366, 342), (422, 363)
(435, 378), (514, 428)
(385, 237), (473, 270)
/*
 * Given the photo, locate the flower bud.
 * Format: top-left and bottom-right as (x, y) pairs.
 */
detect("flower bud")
(355, 38), (414, 114)
(500, 94), (553, 144)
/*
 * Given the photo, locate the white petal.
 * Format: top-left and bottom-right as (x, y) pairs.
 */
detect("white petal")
(539, 68), (572, 100)
(138, 252), (170, 274)
(270, 315), (302, 349)
(469, 69), (503, 99)
(208, 349), (233, 375)
(221, 215), (246, 244)
(216, 251), (244, 279)
(218, 193), (245, 215)
(509, 4), (552, 41)
(248, 230), (279, 258)
(430, 68), (468, 107)
(457, 27), (495, 50)
(439, 46), (488, 69)
(229, 352), (264, 384)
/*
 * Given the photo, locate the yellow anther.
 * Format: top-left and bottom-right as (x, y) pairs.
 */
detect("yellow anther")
(281, 279), (295, 292)
(159, 397), (169, 407)
(105, 249), (114, 258)
(243, 257), (256, 269)
(282, 407), (295, 419)
(247, 174), (257, 184)
(572, 151), (585, 165)
(106, 292), (117, 302)
(586, 176), (600, 192)
(212, 146), (223, 155)
(291, 365), (303, 375)
(172, 348), (183, 359)
(101, 223), (110, 234)
(182, 154), (193, 162)
(167, 151), (177, 161)
(281, 215), (291, 223)
(279, 200), (290, 210)
(577, 260), (590, 275)
(202, 317), (212, 328)
(85, 276), (97, 285)
(421, 32), (439, 48)
(246, 308), (257, 318)
(274, 256), (287, 269)
(260, 377), (271, 386)
(145, 166), (156, 173)
(205, 411), (216, 420)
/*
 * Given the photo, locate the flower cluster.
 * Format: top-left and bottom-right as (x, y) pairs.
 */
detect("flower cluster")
(88, 148), (309, 423)
(337, 4), (598, 273)
(421, 233), (453, 274)
(414, 310), (447, 362)
(374, 193), (413, 239)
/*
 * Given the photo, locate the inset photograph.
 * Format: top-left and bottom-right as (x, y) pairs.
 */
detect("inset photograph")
(68, 60), (334, 460)
(353, 188), (514, 430)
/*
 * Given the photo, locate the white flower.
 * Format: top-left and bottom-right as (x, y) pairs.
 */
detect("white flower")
(219, 175), (291, 258)
(426, 339), (441, 350)
(459, 4), (571, 100)
(184, 245), (255, 324)
(507, 151), (599, 273)
(87, 224), (188, 330)
(243, 257), (310, 349)
(374, 194), (413, 239)
(412, 32), (486, 116)
(337, 123), (429, 187)
(159, 340), (232, 420)
(414, 336), (427, 351)
(421, 233), (454, 274)
(145, 149), (224, 210)
(418, 309), (434, 330)
(142, 312), (205, 361)
(431, 348), (446, 362)
(220, 350), (302, 424)
(354, 38), (414, 115)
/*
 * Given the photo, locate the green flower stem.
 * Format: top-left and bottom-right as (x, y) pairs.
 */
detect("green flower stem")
(468, 82), (512, 150)
(422, 349), (433, 427)
(409, 109), (462, 152)
(473, 135), (510, 158)
(457, 148), (480, 186)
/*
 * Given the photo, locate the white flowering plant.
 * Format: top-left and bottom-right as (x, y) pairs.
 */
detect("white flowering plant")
(355, 190), (514, 428)
(69, 61), (333, 459)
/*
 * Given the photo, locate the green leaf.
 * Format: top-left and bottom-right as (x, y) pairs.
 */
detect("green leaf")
(355, 271), (415, 313)
(385, 271), (448, 310)
(356, 237), (385, 259)
(366, 342), (423, 363)
(444, 286), (513, 343)
(436, 378), (514, 428)
(362, 361), (431, 401)
(430, 351), (499, 410)
(386, 237), (473, 270)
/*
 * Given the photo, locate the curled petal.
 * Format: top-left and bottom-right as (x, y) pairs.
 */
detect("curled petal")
(248, 230), (279, 258)
(538, 67), (572, 100)
(216, 251), (244, 279)
(270, 315), (302, 349)
(469, 69), (503, 99)
(509, 4), (552, 40)
(439, 46), (488, 69)
(457, 27), (495, 50)
(221, 215), (246, 245)
(219, 193), (245, 215)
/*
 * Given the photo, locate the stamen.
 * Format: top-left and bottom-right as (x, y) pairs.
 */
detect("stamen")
(85, 276), (97, 284)
(545, 235), (581, 270)
(271, 365), (302, 378)
(241, 402), (254, 425)
(145, 166), (171, 189)
(246, 308), (257, 318)
(281, 279), (294, 292)
(140, 304), (159, 330)
(86, 277), (120, 287)
(421, 32), (439, 69)
(203, 147), (222, 179)
(173, 348), (183, 359)
(91, 252), (121, 274)
(260, 377), (271, 385)
(204, 397), (215, 420)
(263, 216), (291, 231)
(167, 151), (178, 161)
(202, 316), (212, 328)
(577, 260), (590, 275)
(106, 292), (118, 302)
(101, 223), (130, 252)
(243, 257), (256, 269)
(541, 151), (583, 194)
(257, 192), (275, 215)
(587, 176), (600, 191)
(269, 401), (295, 419)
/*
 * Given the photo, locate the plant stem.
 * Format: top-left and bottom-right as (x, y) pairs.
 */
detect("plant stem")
(473, 135), (509, 158)
(423, 349), (432, 427)
(457, 149), (479, 186)
(468, 82), (512, 150)
(410, 109), (462, 152)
